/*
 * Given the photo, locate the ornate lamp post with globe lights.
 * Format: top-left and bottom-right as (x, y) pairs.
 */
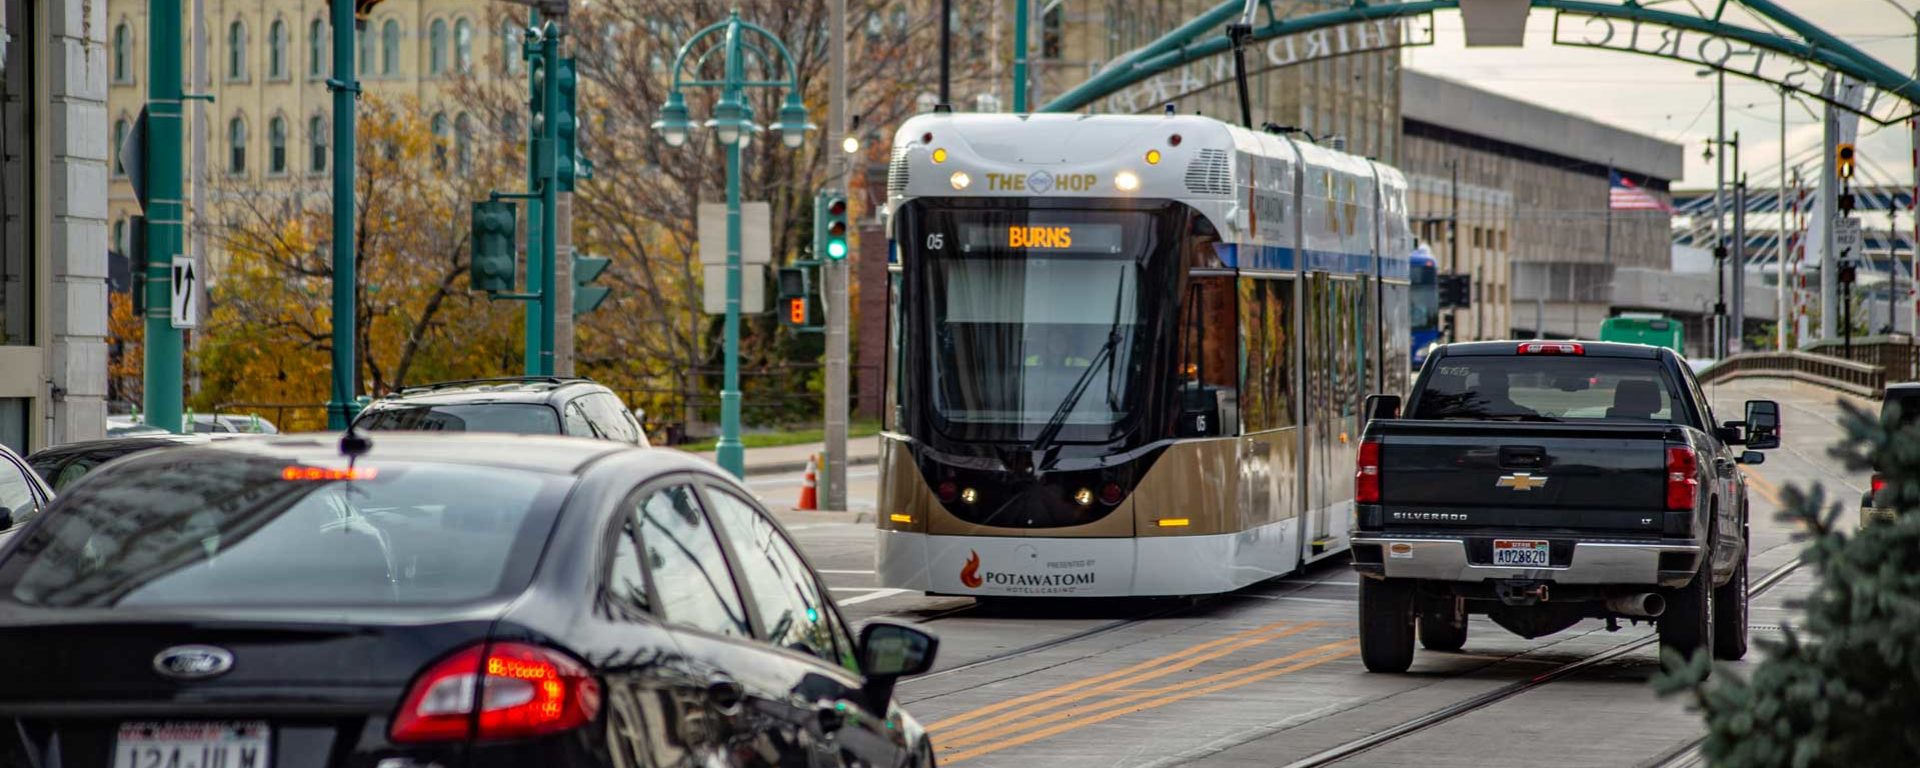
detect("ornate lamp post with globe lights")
(653, 11), (812, 477)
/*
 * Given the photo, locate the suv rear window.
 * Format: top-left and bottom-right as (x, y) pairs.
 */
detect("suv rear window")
(1414, 356), (1682, 423)
(355, 403), (561, 434)
(0, 456), (569, 608)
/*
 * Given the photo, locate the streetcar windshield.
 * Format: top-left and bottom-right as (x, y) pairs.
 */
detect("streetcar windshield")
(918, 208), (1157, 443)
(1411, 260), (1439, 334)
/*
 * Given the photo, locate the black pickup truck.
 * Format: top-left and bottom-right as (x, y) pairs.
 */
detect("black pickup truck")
(1350, 341), (1781, 673)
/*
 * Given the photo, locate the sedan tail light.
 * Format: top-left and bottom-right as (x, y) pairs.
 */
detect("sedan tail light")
(1356, 439), (1382, 504)
(1666, 446), (1700, 512)
(391, 642), (601, 743)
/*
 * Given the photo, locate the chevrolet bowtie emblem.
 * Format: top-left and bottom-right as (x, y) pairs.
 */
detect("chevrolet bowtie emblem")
(1496, 472), (1549, 491)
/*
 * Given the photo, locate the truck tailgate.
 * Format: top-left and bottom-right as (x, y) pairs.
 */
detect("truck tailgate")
(1375, 420), (1679, 531)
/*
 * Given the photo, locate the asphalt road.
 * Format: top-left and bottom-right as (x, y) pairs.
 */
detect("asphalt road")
(760, 378), (1866, 767)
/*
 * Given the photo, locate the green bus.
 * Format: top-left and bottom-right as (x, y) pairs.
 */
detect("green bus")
(1599, 313), (1683, 353)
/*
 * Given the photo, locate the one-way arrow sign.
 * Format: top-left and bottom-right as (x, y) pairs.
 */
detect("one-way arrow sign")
(171, 255), (201, 329)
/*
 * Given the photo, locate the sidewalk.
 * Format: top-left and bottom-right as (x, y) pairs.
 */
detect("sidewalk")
(679, 434), (883, 476)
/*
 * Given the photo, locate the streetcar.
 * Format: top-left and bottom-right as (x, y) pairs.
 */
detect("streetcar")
(1409, 245), (1440, 368)
(875, 112), (1413, 597)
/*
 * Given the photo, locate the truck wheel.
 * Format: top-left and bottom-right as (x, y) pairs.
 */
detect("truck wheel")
(1418, 600), (1469, 652)
(1712, 537), (1749, 661)
(1658, 551), (1714, 663)
(1360, 578), (1417, 673)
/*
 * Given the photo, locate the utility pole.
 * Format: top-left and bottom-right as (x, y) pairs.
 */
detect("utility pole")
(324, 0), (361, 428)
(190, 0), (206, 364)
(1780, 88), (1790, 351)
(142, 0), (185, 433)
(1449, 159), (1460, 340)
(1013, 0), (1030, 112)
(1822, 77), (1841, 342)
(824, 0), (850, 511)
(1714, 68), (1726, 358)
(1733, 178), (1747, 353)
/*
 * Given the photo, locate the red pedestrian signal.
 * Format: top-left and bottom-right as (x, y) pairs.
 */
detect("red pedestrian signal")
(788, 297), (809, 325)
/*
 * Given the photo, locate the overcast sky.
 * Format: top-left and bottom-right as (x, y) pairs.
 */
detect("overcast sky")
(1402, 0), (1917, 191)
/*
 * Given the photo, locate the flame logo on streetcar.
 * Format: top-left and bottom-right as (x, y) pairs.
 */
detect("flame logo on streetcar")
(960, 551), (984, 589)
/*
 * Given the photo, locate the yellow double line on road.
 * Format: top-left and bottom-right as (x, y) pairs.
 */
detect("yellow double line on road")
(927, 621), (1355, 763)
(1741, 466), (1784, 508)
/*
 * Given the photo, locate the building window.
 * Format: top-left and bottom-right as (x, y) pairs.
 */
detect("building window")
(113, 22), (132, 83)
(382, 20), (401, 76)
(227, 20), (247, 81)
(455, 112), (473, 173)
(114, 219), (127, 253)
(360, 21), (375, 74)
(309, 115), (328, 173)
(431, 112), (450, 170)
(500, 20), (521, 75)
(228, 116), (248, 175)
(455, 19), (473, 74)
(112, 119), (130, 177)
(429, 19), (447, 76)
(309, 19), (326, 78)
(268, 20), (288, 79)
(268, 116), (287, 175)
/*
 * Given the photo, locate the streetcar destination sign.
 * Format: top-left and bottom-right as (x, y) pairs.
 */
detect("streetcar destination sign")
(961, 223), (1125, 254)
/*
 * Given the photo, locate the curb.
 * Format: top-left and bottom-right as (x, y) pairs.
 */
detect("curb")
(742, 454), (880, 478)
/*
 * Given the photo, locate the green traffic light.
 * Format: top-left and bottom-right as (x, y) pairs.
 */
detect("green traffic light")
(827, 239), (848, 260)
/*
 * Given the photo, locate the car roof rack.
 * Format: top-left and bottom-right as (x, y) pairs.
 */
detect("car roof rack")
(392, 376), (594, 396)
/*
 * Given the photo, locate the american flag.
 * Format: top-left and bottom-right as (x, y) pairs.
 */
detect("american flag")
(1610, 170), (1671, 212)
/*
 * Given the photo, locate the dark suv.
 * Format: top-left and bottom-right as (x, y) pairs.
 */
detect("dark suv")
(353, 377), (649, 446)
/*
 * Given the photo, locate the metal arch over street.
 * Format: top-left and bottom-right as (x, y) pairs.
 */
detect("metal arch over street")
(1042, 1), (1920, 124)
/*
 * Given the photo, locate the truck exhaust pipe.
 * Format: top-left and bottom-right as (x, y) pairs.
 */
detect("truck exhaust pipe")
(1605, 593), (1666, 618)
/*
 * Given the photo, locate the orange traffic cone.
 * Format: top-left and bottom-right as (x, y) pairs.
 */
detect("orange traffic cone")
(796, 454), (819, 511)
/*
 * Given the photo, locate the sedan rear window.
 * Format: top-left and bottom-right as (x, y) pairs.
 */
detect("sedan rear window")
(1414, 356), (1683, 423)
(0, 457), (569, 608)
(354, 403), (561, 435)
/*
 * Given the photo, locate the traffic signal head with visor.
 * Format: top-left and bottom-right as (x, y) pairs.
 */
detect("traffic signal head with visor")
(1837, 143), (1856, 180)
(470, 201), (518, 293)
(818, 192), (850, 261)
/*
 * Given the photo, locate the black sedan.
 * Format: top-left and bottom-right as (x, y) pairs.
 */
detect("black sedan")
(0, 433), (938, 767)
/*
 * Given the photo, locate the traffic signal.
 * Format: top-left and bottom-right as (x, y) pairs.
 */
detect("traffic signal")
(1438, 273), (1472, 308)
(470, 201), (518, 293)
(573, 252), (611, 315)
(816, 191), (849, 261)
(556, 58), (579, 191)
(129, 214), (148, 312)
(1836, 143), (1856, 180)
(777, 266), (815, 327)
(1840, 261), (1858, 285)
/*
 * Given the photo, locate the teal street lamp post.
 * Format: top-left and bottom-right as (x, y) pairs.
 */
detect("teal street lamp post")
(653, 11), (812, 478)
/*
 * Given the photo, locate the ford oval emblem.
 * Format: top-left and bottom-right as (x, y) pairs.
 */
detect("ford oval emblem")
(153, 645), (234, 680)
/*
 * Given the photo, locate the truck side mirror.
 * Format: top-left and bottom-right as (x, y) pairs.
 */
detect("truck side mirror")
(1744, 400), (1781, 450)
(1364, 394), (1402, 423)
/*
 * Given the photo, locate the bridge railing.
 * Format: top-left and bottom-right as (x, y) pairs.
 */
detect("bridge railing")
(1696, 351), (1886, 399)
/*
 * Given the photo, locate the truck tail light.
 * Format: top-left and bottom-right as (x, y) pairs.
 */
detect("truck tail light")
(1517, 342), (1584, 355)
(1871, 474), (1886, 494)
(392, 642), (601, 743)
(1356, 439), (1382, 504)
(1665, 446), (1700, 512)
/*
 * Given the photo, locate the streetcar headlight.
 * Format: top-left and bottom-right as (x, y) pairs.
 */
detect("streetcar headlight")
(1073, 488), (1094, 507)
(949, 171), (972, 190)
(1114, 170), (1141, 192)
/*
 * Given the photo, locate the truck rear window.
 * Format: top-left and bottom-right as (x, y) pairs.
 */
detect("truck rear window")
(1414, 356), (1682, 423)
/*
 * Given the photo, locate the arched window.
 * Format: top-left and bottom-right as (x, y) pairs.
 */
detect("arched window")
(309, 115), (328, 173)
(112, 119), (130, 177)
(500, 20), (520, 75)
(429, 19), (447, 76)
(268, 116), (288, 174)
(113, 23), (132, 83)
(227, 20), (247, 81)
(228, 116), (248, 175)
(114, 220), (127, 254)
(309, 19), (326, 78)
(359, 21), (376, 74)
(455, 112), (473, 174)
(431, 112), (450, 170)
(455, 19), (473, 74)
(268, 20), (288, 79)
(382, 20), (401, 76)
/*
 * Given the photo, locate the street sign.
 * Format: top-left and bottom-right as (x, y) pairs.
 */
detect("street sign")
(170, 255), (200, 329)
(698, 202), (771, 265)
(703, 264), (767, 314)
(1836, 217), (1863, 256)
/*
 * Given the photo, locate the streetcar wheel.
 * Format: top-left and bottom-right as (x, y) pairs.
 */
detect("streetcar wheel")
(1658, 550), (1714, 665)
(1360, 578), (1417, 673)
(1418, 598), (1469, 652)
(1712, 536), (1749, 661)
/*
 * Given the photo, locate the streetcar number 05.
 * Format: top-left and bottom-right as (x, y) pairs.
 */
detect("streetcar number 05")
(926, 233), (945, 250)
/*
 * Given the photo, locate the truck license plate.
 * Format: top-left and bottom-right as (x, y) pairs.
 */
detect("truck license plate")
(114, 721), (269, 768)
(1492, 539), (1551, 567)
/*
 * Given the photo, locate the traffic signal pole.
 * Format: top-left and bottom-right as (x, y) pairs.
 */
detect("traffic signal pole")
(523, 9), (546, 376)
(538, 24), (561, 376)
(142, 0), (185, 433)
(824, 0), (849, 511)
(324, 0), (360, 429)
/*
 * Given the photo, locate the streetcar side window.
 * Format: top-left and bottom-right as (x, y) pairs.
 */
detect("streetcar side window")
(1239, 277), (1296, 432)
(1176, 275), (1239, 436)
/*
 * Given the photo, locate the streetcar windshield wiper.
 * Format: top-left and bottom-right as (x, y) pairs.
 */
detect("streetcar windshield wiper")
(1027, 271), (1130, 463)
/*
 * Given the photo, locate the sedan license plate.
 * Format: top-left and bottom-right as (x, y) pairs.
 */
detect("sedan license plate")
(114, 721), (270, 768)
(1492, 539), (1551, 567)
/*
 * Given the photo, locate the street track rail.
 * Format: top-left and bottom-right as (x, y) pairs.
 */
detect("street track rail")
(1279, 557), (1806, 768)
